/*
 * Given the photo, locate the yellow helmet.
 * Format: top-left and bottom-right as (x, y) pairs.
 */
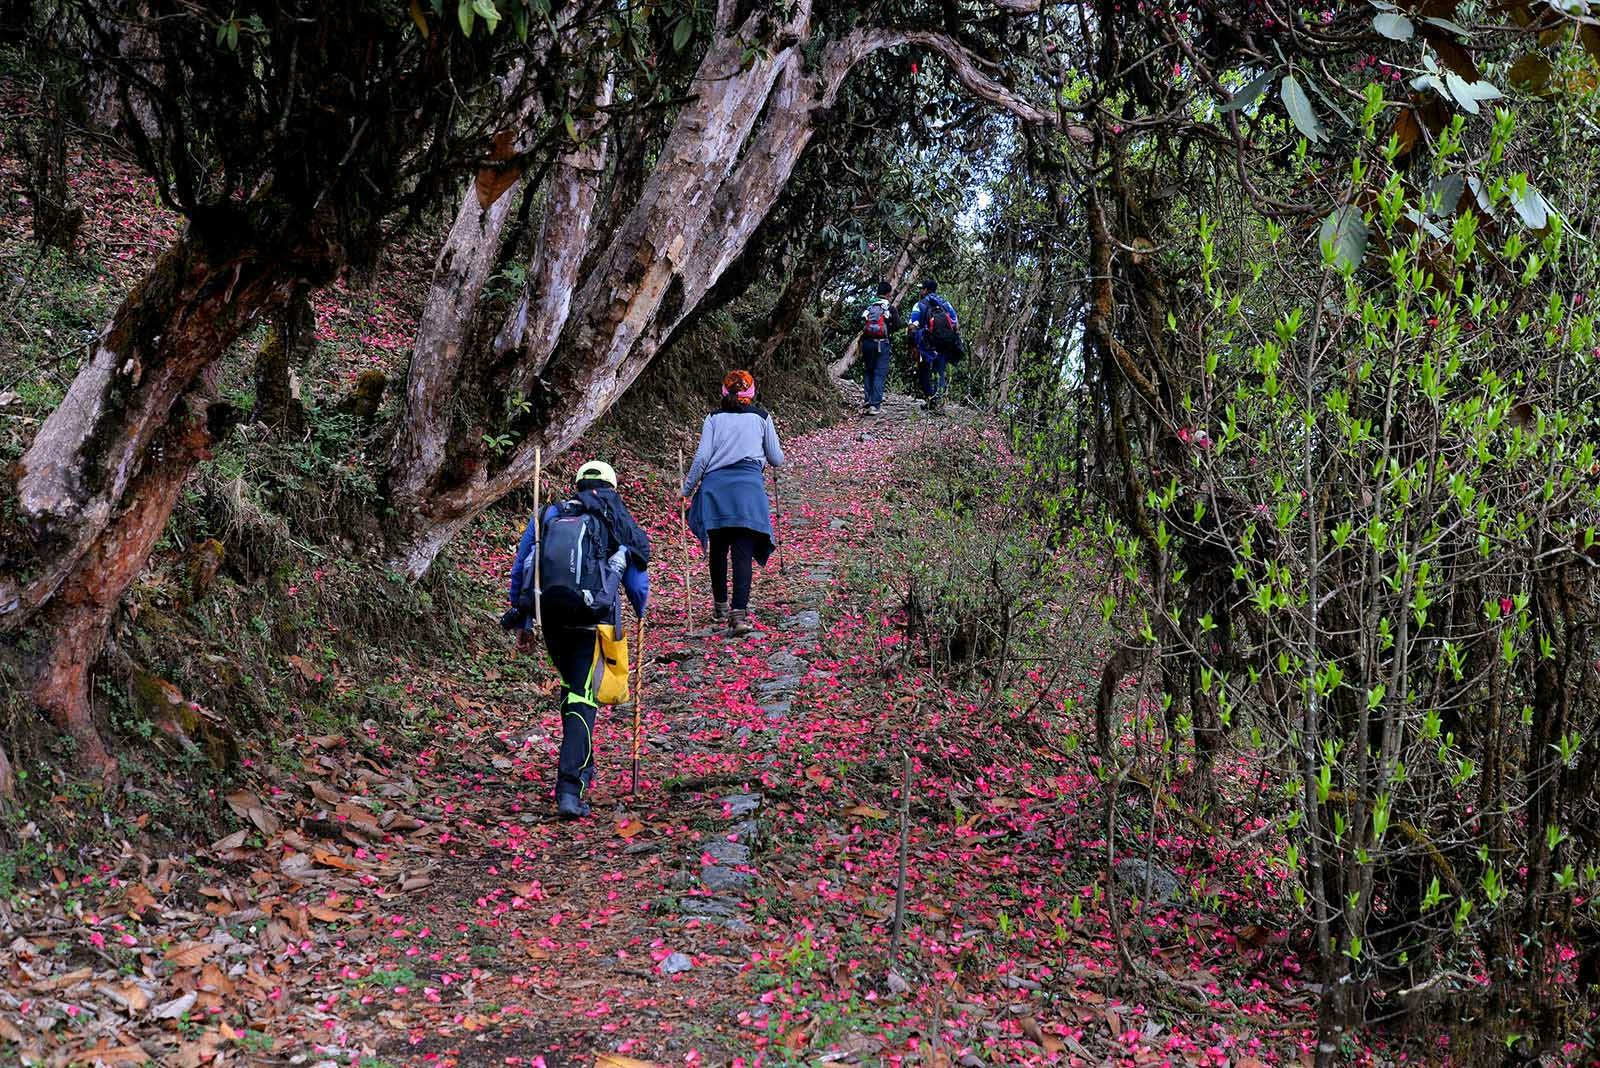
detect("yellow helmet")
(576, 460), (617, 488)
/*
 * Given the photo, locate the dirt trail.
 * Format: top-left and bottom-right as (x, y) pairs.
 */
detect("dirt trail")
(8, 387), (1328, 1068)
(0, 393), (938, 1068)
(319, 400), (929, 1066)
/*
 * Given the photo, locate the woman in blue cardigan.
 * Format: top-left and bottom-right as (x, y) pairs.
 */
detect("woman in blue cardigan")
(681, 370), (785, 636)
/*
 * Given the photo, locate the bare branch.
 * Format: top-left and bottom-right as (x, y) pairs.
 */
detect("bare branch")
(821, 27), (1054, 125)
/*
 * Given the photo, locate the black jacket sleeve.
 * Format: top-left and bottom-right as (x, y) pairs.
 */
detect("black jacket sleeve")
(599, 489), (651, 567)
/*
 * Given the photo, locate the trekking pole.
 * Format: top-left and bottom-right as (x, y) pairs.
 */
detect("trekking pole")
(678, 448), (694, 631)
(630, 614), (644, 796)
(532, 445), (543, 631)
(772, 467), (788, 575)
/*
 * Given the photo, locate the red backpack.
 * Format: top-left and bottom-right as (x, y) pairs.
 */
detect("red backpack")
(863, 300), (890, 339)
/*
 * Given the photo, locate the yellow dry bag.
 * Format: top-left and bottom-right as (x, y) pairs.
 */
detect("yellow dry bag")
(595, 623), (630, 705)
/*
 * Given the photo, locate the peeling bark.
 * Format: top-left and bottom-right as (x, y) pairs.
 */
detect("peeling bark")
(387, 171), (528, 510)
(6, 235), (290, 629)
(385, 11), (1056, 577)
(32, 383), (231, 776)
(495, 71), (616, 387)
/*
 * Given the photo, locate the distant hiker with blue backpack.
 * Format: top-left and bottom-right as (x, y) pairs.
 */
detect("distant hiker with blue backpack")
(504, 460), (650, 820)
(908, 278), (962, 410)
(859, 279), (900, 416)
(682, 370), (785, 637)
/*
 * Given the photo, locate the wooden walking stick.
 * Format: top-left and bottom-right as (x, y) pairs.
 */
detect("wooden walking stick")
(678, 448), (694, 631)
(772, 467), (788, 575)
(532, 445), (543, 631)
(630, 615), (645, 796)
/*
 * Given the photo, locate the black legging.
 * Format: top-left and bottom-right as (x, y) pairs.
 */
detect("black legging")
(709, 528), (758, 610)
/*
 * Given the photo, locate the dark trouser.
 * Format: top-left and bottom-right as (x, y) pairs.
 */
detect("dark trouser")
(862, 339), (890, 408)
(916, 349), (948, 400)
(542, 621), (601, 800)
(709, 528), (758, 610)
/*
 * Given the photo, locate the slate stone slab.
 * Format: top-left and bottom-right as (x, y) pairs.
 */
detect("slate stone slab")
(767, 652), (809, 676)
(703, 838), (751, 866)
(762, 702), (791, 721)
(756, 674), (802, 694)
(785, 609), (821, 631)
(722, 793), (762, 817)
(660, 952), (693, 975)
(679, 894), (741, 918)
(700, 864), (753, 892)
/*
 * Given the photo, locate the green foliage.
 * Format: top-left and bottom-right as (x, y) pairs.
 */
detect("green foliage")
(864, 426), (1107, 701)
(1083, 40), (1600, 1053)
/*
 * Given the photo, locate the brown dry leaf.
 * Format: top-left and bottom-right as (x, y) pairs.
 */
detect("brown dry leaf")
(311, 849), (364, 872)
(1018, 1015), (1066, 1055)
(164, 941), (220, 967)
(0, 1016), (21, 1042)
(310, 782), (342, 806)
(225, 790), (280, 835)
(286, 655), (321, 683)
(615, 819), (647, 839)
(594, 1054), (661, 1068)
(1236, 924), (1272, 949)
(124, 883), (158, 915)
(96, 981), (152, 1013)
(73, 1044), (149, 1065)
(803, 764), (834, 789)
(525, 943), (551, 961)
(307, 906), (348, 923)
(210, 828), (250, 852)
(34, 967), (93, 992)
(400, 873), (432, 892)
(1391, 108), (1420, 159)
(844, 804), (889, 820)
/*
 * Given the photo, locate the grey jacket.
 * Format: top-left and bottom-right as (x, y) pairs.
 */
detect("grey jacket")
(682, 405), (785, 495)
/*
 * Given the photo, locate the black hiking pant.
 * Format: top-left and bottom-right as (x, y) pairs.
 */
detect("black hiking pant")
(709, 528), (758, 610)
(541, 619), (602, 800)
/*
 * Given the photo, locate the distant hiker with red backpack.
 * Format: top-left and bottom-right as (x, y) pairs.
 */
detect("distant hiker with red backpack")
(503, 460), (650, 820)
(859, 279), (900, 416)
(908, 278), (962, 411)
(682, 370), (786, 637)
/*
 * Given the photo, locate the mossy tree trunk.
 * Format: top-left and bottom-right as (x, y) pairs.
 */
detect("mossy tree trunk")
(253, 280), (313, 432)
(3, 233), (292, 771)
(6, 235), (287, 626)
(32, 384), (233, 775)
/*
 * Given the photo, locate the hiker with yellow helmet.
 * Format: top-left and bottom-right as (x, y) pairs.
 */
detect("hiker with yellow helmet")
(503, 460), (650, 819)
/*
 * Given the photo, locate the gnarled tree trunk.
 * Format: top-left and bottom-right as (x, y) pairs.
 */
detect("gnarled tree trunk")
(4, 235), (289, 631)
(32, 382), (232, 775)
(384, 13), (1057, 578)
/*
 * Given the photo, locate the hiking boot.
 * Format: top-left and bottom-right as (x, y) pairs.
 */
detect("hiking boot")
(727, 609), (753, 637)
(556, 793), (591, 820)
(867, 406), (880, 416)
(713, 600), (729, 623)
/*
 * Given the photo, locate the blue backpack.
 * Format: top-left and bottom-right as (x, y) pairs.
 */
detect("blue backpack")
(514, 495), (618, 621)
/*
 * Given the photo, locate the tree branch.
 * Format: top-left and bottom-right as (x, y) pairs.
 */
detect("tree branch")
(821, 27), (1054, 125)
